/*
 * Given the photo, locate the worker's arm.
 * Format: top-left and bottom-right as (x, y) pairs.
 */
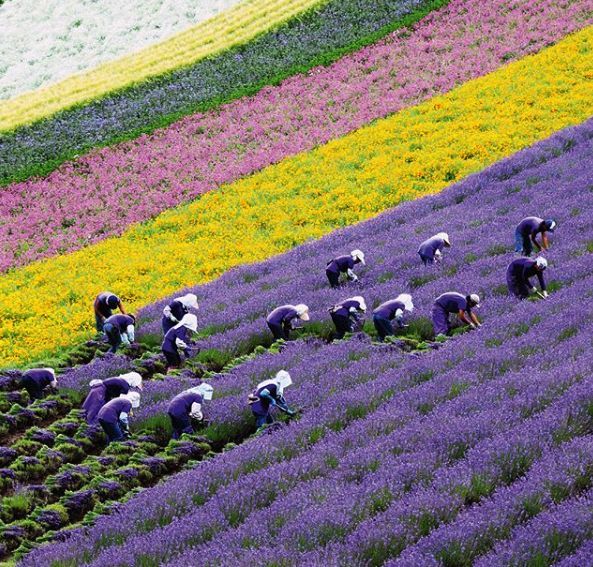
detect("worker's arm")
(118, 300), (126, 315)
(457, 309), (474, 327)
(346, 268), (358, 282)
(470, 312), (481, 327)
(189, 402), (203, 421)
(259, 389), (276, 406)
(540, 232), (549, 250)
(536, 271), (547, 293)
(119, 413), (130, 434)
(394, 308), (406, 328)
(531, 232), (542, 251)
(93, 298), (104, 319)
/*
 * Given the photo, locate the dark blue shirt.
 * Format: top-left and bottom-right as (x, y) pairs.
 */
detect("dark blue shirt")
(333, 299), (364, 318)
(507, 258), (546, 290)
(102, 377), (130, 400)
(168, 300), (189, 321)
(373, 300), (405, 320)
(162, 325), (190, 353)
(418, 236), (446, 258)
(104, 314), (134, 332)
(251, 383), (280, 414)
(22, 369), (54, 389)
(266, 305), (299, 326)
(326, 255), (355, 274)
(168, 392), (204, 419)
(97, 398), (132, 424)
(435, 292), (470, 314)
(517, 217), (544, 238)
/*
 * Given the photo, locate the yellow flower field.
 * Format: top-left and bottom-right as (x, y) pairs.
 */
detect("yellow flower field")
(2, 26), (593, 367)
(0, 0), (326, 132)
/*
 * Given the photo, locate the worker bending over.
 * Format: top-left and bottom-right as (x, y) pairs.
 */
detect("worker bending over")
(329, 296), (367, 340)
(432, 292), (481, 337)
(266, 304), (310, 341)
(82, 372), (143, 424)
(94, 292), (126, 333)
(372, 294), (414, 341)
(249, 370), (295, 430)
(97, 391), (141, 443)
(162, 293), (199, 335)
(506, 257), (548, 300)
(162, 314), (198, 369)
(418, 233), (451, 265)
(515, 217), (556, 256)
(326, 250), (366, 288)
(21, 368), (58, 400)
(103, 313), (136, 353)
(167, 383), (214, 439)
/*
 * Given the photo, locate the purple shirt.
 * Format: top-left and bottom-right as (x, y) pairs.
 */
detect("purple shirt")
(97, 398), (132, 424)
(102, 377), (130, 400)
(266, 305), (299, 326)
(507, 258), (546, 290)
(104, 314), (134, 332)
(435, 292), (470, 314)
(82, 382), (106, 424)
(332, 299), (364, 318)
(95, 292), (120, 316)
(517, 217), (545, 237)
(167, 392), (204, 419)
(251, 383), (279, 414)
(326, 255), (355, 274)
(418, 235), (446, 258)
(23, 369), (54, 388)
(168, 299), (189, 321)
(162, 325), (190, 353)
(373, 300), (405, 320)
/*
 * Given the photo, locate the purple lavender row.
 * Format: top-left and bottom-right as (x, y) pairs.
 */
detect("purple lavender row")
(81, 304), (593, 565)
(474, 486), (593, 566)
(166, 354), (593, 566)
(554, 538), (593, 567)
(393, 437), (593, 565)
(163, 353), (593, 565)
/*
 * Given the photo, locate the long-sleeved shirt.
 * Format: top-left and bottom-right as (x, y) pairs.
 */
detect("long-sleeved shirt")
(97, 398), (132, 424)
(104, 314), (134, 333)
(507, 258), (546, 290)
(332, 299), (364, 318)
(102, 377), (130, 400)
(326, 255), (355, 274)
(162, 325), (191, 353)
(516, 217), (544, 238)
(418, 235), (446, 259)
(22, 369), (55, 389)
(167, 392), (204, 419)
(266, 305), (299, 326)
(163, 299), (189, 322)
(434, 292), (470, 314)
(373, 300), (406, 320)
(250, 383), (284, 415)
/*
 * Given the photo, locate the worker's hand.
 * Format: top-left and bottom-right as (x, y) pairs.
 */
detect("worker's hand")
(349, 274), (358, 282)
(286, 409), (296, 416)
(469, 323), (476, 329)
(184, 349), (191, 358)
(542, 291), (549, 298)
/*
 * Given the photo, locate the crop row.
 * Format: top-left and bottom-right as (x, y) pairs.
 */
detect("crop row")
(22, 267), (593, 565)
(0, 0), (244, 101)
(3, 27), (593, 368)
(0, 0), (449, 187)
(2, 0), (593, 270)
(0, 0), (325, 132)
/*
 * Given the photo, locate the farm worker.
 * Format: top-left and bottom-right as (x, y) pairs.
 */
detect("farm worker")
(329, 296), (367, 340)
(20, 368), (58, 400)
(372, 294), (414, 341)
(94, 292), (126, 333)
(506, 257), (548, 300)
(82, 372), (143, 424)
(167, 383), (214, 439)
(103, 314), (136, 353)
(326, 250), (366, 288)
(162, 314), (198, 369)
(162, 293), (199, 335)
(248, 370), (295, 429)
(97, 392), (141, 443)
(515, 217), (557, 256)
(418, 233), (451, 265)
(266, 304), (310, 341)
(432, 292), (481, 337)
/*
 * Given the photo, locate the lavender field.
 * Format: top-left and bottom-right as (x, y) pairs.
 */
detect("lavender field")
(14, 116), (593, 565)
